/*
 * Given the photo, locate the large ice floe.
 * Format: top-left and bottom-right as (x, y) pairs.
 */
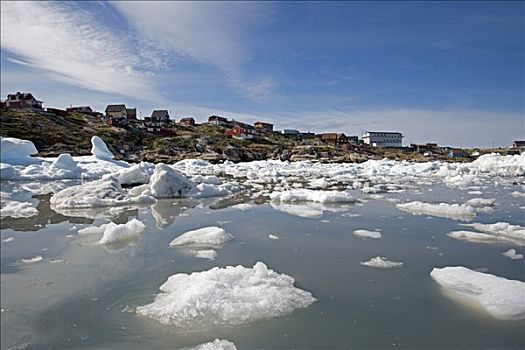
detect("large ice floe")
(447, 222), (525, 246)
(430, 266), (525, 320)
(170, 227), (233, 247)
(353, 229), (382, 239)
(136, 262), (316, 327)
(396, 201), (476, 221)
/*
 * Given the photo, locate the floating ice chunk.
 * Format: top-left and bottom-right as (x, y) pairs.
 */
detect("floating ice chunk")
(271, 203), (323, 218)
(78, 224), (108, 235)
(268, 234), (280, 240)
(502, 249), (523, 260)
(136, 262), (316, 327)
(185, 338), (237, 350)
(21, 255), (43, 264)
(192, 183), (230, 198)
(232, 203), (254, 211)
(50, 153), (82, 177)
(0, 136), (38, 164)
(353, 229), (382, 239)
(396, 201), (476, 221)
(3, 237), (14, 243)
(145, 164), (196, 198)
(270, 189), (356, 204)
(465, 198), (495, 208)
(188, 249), (218, 260)
(511, 191), (525, 198)
(50, 177), (155, 209)
(90, 136), (114, 161)
(170, 227), (233, 247)
(0, 199), (39, 218)
(459, 222), (525, 246)
(360, 256), (403, 268)
(107, 162), (153, 185)
(192, 175), (222, 185)
(98, 219), (145, 245)
(430, 266), (525, 320)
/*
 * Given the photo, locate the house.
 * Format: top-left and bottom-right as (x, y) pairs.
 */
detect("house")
(225, 126), (255, 140)
(362, 131), (403, 147)
(105, 104), (128, 126)
(231, 120), (256, 133)
(449, 149), (465, 158)
(282, 129), (300, 135)
(179, 117), (195, 126)
(144, 109), (170, 133)
(126, 108), (137, 120)
(208, 115), (230, 126)
(4, 92), (43, 110)
(46, 108), (68, 117)
(512, 140), (525, 148)
(66, 106), (93, 114)
(346, 135), (359, 143)
(410, 143), (438, 153)
(318, 133), (349, 146)
(301, 132), (316, 140)
(254, 122), (274, 133)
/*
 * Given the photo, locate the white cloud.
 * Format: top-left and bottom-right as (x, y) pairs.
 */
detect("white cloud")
(110, 1), (275, 98)
(0, 1), (157, 100)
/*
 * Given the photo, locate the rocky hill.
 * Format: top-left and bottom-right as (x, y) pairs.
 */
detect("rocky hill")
(1, 108), (488, 163)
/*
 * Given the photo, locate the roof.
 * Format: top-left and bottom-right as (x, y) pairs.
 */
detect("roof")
(364, 131), (402, 135)
(255, 121), (273, 126)
(180, 117), (195, 121)
(105, 104), (126, 112)
(7, 92), (42, 102)
(151, 110), (169, 118)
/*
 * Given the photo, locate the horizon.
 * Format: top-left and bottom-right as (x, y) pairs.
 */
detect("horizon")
(1, 1), (524, 147)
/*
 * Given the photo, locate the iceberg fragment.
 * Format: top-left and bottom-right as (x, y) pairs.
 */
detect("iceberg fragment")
(396, 201), (476, 221)
(169, 227), (233, 247)
(430, 266), (525, 320)
(360, 256), (403, 268)
(98, 219), (146, 245)
(136, 262), (316, 327)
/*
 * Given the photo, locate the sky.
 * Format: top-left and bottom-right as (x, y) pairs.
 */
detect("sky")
(1, 1), (524, 147)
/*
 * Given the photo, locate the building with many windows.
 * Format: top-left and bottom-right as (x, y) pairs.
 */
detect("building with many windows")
(362, 131), (403, 147)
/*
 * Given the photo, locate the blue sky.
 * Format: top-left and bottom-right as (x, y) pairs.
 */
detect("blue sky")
(1, 1), (524, 147)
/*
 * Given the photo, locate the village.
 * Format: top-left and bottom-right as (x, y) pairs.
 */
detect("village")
(1, 92), (524, 162)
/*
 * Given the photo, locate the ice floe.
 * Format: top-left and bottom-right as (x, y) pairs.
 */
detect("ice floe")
(353, 229), (382, 239)
(185, 339), (237, 350)
(21, 255), (43, 264)
(396, 201), (476, 221)
(270, 189), (356, 203)
(456, 222), (525, 246)
(136, 262), (316, 327)
(360, 256), (403, 268)
(169, 227), (233, 247)
(502, 249), (523, 260)
(0, 136), (38, 165)
(188, 249), (218, 260)
(50, 177), (156, 209)
(98, 219), (146, 245)
(268, 234), (280, 240)
(430, 266), (525, 320)
(0, 198), (39, 219)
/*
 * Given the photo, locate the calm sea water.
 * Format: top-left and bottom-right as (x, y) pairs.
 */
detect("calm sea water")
(1, 180), (524, 349)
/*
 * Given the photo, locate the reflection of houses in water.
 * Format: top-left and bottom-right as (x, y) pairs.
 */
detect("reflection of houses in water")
(1, 194), (141, 232)
(0, 194), (94, 232)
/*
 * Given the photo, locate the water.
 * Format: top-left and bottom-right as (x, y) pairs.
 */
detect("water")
(1, 180), (524, 349)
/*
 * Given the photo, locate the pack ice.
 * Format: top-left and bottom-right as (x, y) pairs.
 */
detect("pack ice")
(430, 266), (525, 320)
(136, 262), (316, 327)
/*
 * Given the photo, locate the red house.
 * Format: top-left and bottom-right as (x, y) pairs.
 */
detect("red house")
(4, 92), (43, 111)
(225, 126), (255, 140)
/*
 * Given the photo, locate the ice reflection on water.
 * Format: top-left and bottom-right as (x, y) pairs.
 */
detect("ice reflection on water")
(1, 180), (524, 349)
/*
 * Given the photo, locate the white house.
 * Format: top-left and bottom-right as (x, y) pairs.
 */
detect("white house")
(362, 131), (403, 147)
